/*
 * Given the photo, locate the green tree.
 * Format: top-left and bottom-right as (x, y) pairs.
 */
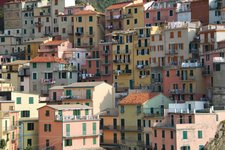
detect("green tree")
(0, 139), (6, 149)
(25, 145), (32, 150)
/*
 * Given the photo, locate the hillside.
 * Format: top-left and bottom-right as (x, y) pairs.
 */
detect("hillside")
(76, 0), (129, 12)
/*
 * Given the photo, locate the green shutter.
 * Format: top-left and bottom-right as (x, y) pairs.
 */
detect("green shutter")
(66, 90), (72, 96)
(16, 97), (21, 104)
(33, 73), (37, 80)
(85, 103), (89, 106)
(85, 109), (89, 115)
(12, 116), (15, 126)
(73, 110), (80, 116)
(29, 97), (34, 104)
(183, 131), (188, 139)
(93, 122), (96, 134)
(198, 131), (202, 139)
(82, 123), (86, 135)
(66, 124), (70, 136)
(32, 63), (37, 68)
(58, 110), (62, 116)
(83, 138), (86, 145)
(93, 138), (96, 144)
(86, 89), (91, 99)
(47, 62), (51, 68)
(12, 132), (14, 139)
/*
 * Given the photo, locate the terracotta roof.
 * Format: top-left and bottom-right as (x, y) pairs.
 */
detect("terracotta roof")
(119, 92), (160, 105)
(30, 57), (67, 64)
(127, 2), (143, 7)
(74, 10), (98, 16)
(106, 1), (131, 10)
(43, 40), (66, 46)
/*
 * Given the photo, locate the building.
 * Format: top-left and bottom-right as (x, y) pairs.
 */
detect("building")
(163, 60), (206, 101)
(1, 60), (30, 91)
(38, 104), (101, 150)
(30, 56), (77, 95)
(151, 101), (225, 150)
(99, 108), (120, 150)
(25, 37), (52, 60)
(176, 1), (191, 22)
(199, 24), (225, 100)
(12, 92), (46, 150)
(0, 100), (19, 150)
(49, 81), (115, 114)
(144, 0), (177, 26)
(118, 92), (172, 150)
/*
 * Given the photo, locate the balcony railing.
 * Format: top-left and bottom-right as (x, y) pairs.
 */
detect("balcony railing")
(153, 16), (168, 22)
(55, 115), (99, 122)
(60, 95), (91, 100)
(103, 125), (119, 130)
(101, 71), (112, 76)
(40, 79), (56, 84)
(119, 126), (143, 132)
(181, 76), (195, 81)
(113, 59), (130, 64)
(35, 22), (43, 27)
(114, 69), (132, 75)
(136, 65), (150, 70)
(165, 49), (178, 55)
(152, 78), (163, 83)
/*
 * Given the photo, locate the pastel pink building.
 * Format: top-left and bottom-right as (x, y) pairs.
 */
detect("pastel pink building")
(38, 104), (101, 150)
(38, 40), (72, 57)
(163, 60), (206, 101)
(199, 25), (225, 100)
(150, 101), (225, 150)
(144, 0), (177, 26)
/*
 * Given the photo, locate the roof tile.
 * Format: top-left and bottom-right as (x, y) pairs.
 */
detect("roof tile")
(106, 2), (131, 10)
(119, 92), (160, 105)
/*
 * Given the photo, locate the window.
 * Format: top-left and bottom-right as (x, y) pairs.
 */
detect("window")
(27, 123), (34, 130)
(78, 16), (82, 22)
(162, 130), (165, 138)
(169, 10), (173, 16)
(199, 145), (204, 150)
(82, 123), (86, 135)
(178, 31), (182, 37)
(45, 110), (50, 116)
(83, 138), (86, 145)
(55, 0), (58, 5)
(127, 19), (130, 25)
(16, 97), (21, 104)
(33, 63), (37, 68)
(137, 105), (141, 114)
(134, 19), (138, 24)
(89, 16), (93, 22)
(32, 73), (37, 80)
(1, 37), (5, 42)
(29, 97), (34, 104)
(21, 111), (30, 117)
(198, 130), (203, 139)
(166, 71), (170, 77)
(65, 90), (72, 96)
(154, 130), (157, 137)
(91, 137), (96, 145)
(73, 110), (80, 116)
(93, 122), (96, 134)
(86, 89), (91, 99)
(47, 62), (51, 68)
(85, 109), (89, 115)
(190, 70), (193, 76)
(121, 106), (124, 113)
(146, 12), (150, 18)
(88, 61), (91, 68)
(215, 64), (221, 71)
(27, 139), (32, 146)
(44, 124), (51, 132)
(183, 131), (188, 139)
(138, 133), (142, 141)
(170, 32), (174, 38)
(46, 139), (49, 147)
(171, 145), (174, 150)
(134, 8), (138, 13)
(65, 139), (72, 146)
(170, 131), (174, 139)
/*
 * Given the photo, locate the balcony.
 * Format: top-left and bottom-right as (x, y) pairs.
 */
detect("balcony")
(103, 125), (119, 130)
(114, 69), (132, 75)
(153, 16), (168, 22)
(35, 22), (43, 27)
(60, 95), (91, 100)
(136, 65), (150, 70)
(55, 115), (99, 122)
(213, 57), (225, 63)
(138, 34), (150, 38)
(114, 50), (131, 55)
(101, 71), (112, 76)
(106, 15), (122, 20)
(165, 49), (178, 55)
(105, 25), (121, 30)
(170, 89), (194, 95)
(75, 32), (83, 36)
(181, 76), (195, 81)
(101, 61), (110, 65)
(123, 13), (133, 18)
(113, 59), (130, 64)
(119, 126), (143, 132)
(152, 78), (163, 83)
(202, 69), (212, 76)
(40, 79), (56, 85)
(18, 69), (30, 77)
(181, 62), (201, 68)
(102, 50), (110, 55)
(85, 32), (95, 36)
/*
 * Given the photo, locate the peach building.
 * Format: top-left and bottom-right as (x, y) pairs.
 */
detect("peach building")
(99, 108), (120, 150)
(38, 104), (101, 150)
(0, 100), (19, 150)
(48, 81), (115, 114)
(150, 101), (225, 150)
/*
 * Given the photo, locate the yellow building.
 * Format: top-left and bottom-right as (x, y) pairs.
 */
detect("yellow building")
(113, 26), (160, 91)
(99, 108), (120, 150)
(123, 2), (144, 30)
(1, 60), (29, 91)
(74, 10), (105, 49)
(118, 92), (173, 150)
(12, 92), (46, 149)
(25, 37), (52, 60)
